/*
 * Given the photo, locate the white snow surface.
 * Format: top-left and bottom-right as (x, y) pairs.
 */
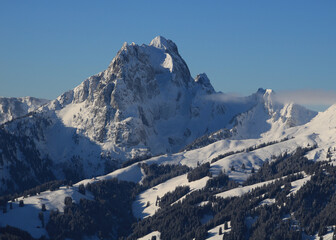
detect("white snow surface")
(137, 230), (161, 240)
(287, 174), (312, 197)
(215, 179), (279, 199)
(258, 198), (276, 207)
(216, 172), (310, 200)
(98, 102), (336, 187)
(206, 221), (231, 240)
(0, 186), (92, 239)
(132, 173), (210, 219)
(0, 94), (334, 238)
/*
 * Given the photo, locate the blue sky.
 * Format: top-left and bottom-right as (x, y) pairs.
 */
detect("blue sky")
(0, 1), (335, 110)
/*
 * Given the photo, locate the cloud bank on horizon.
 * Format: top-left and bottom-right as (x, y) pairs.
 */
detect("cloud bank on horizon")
(274, 90), (336, 106)
(207, 89), (336, 111)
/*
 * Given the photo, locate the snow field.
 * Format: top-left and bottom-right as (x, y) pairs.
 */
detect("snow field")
(0, 186), (92, 239)
(206, 221), (231, 240)
(132, 173), (210, 219)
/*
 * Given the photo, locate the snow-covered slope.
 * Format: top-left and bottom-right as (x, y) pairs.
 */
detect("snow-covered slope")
(1, 101), (336, 239)
(0, 97), (49, 124)
(80, 102), (336, 190)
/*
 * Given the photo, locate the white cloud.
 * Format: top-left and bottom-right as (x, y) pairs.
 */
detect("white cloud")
(206, 89), (336, 112)
(274, 89), (336, 106)
(205, 92), (245, 103)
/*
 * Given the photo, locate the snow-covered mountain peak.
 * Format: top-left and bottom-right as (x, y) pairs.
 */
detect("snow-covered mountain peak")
(102, 36), (191, 87)
(149, 36), (178, 52)
(326, 103), (336, 112)
(262, 89), (277, 112)
(264, 88), (274, 95)
(230, 88), (317, 139)
(308, 103), (336, 129)
(29, 37), (226, 163)
(195, 73), (215, 94)
(263, 88), (276, 101)
(254, 88), (275, 101)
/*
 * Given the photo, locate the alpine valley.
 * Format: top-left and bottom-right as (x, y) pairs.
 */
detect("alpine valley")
(1, 37), (336, 240)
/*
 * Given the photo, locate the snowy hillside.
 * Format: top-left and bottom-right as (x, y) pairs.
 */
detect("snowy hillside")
(0, 143), (332, 239)
(1, 99), (336, 239)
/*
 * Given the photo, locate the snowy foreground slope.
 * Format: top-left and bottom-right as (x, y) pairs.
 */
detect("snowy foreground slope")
(1, 101), (336, 239)
(0, 36), (317, 194)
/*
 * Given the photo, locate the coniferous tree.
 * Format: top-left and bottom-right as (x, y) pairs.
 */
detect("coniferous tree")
(78, 184), (85, 195)
(224, 221), (228, 230)
(38, 212), (44, 228)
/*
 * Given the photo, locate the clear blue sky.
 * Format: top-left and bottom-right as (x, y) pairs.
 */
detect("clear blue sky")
(1, 1), (335, 108)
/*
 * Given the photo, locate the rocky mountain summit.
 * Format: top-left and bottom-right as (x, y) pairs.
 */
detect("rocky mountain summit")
(0, 37), (316, 194)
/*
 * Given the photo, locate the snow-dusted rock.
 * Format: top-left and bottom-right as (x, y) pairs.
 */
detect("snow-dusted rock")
(0, 97), (49, 124)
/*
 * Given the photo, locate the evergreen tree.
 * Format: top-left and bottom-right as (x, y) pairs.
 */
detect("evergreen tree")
(224, 221), (228, 230)
(38, 212), (45, 228)
(78, 184), (86, 195)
